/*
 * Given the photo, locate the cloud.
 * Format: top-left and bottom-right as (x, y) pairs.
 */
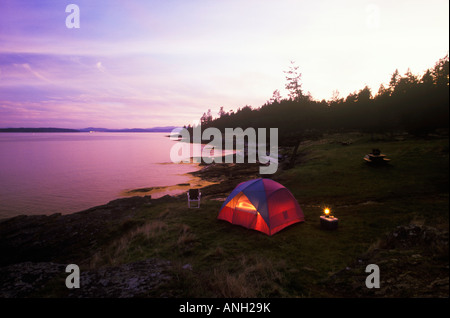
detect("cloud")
(21, 63), (52, 83)
(96, 61), (105, 73)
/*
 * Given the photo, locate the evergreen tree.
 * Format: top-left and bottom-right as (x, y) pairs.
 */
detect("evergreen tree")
(389, 69), (400, 95)
(284, 61), (303, 102)
(268, 89), (282, 104)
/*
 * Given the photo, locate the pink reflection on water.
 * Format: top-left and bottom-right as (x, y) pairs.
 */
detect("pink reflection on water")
(0, 132), (200, 218)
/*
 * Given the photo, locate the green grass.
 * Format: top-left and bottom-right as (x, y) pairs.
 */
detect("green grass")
(283, 133), (449, 205)
(88, 133), (449, 297)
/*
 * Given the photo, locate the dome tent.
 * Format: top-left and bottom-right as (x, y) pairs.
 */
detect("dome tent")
(218, 178), (305, 236)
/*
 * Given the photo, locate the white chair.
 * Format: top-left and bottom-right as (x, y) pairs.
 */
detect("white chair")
(187, 189), (201, 208)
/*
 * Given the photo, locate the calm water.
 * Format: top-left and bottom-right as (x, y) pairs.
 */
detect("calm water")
(0, 132), (200, 218)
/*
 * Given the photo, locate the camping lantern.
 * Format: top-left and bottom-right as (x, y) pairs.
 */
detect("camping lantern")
(320, 207), (338, 230)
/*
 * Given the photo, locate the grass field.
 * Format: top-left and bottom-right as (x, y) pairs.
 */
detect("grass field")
(87, 132), (449, 297)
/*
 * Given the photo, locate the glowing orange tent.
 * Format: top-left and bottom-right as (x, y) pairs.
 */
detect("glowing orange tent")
(217, 178), (305, 235)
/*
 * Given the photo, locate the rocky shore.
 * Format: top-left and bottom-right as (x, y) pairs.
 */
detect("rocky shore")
(0, 162), (261, 298)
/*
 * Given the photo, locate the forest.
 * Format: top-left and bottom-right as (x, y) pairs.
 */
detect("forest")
(186, 55), (449, 148)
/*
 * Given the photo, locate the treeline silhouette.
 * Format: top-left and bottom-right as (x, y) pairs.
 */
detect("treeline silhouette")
(186, 55), (448, 147)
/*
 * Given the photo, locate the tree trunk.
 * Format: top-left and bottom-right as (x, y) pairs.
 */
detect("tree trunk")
(288, 139), (301, 168)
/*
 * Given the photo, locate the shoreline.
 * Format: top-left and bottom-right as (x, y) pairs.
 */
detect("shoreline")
(0, 160), (262, 260)
(0, 160), (266, 297)
(120, 173), (219, 200)
(121, 160), (266, 203)
(0, 160), (223, 221)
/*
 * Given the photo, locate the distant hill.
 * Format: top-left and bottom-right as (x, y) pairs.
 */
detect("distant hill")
(0, 128), (80, 133)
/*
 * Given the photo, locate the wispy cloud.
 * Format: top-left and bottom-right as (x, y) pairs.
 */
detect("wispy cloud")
(21, 63), (52, 83)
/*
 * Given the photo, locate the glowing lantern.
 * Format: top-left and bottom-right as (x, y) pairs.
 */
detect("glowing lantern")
(320, 207), (338, 230)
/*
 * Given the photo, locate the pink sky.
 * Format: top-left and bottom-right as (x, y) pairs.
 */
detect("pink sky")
(0, 0), (448, 129)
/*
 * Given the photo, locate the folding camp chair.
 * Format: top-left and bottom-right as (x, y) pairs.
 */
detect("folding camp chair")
(187, 189), (201, 208)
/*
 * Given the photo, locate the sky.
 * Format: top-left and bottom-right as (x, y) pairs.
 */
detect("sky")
(0, 0), (448, 129)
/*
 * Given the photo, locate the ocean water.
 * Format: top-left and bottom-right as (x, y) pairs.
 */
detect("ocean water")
(0, 132), (200, 218)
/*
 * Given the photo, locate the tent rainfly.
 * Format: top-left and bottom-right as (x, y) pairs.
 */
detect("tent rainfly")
(217, 178), (305, 235)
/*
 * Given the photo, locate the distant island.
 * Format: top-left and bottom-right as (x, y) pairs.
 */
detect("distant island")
(0, 126), (177, 133)
(0, 128), (80, 133)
